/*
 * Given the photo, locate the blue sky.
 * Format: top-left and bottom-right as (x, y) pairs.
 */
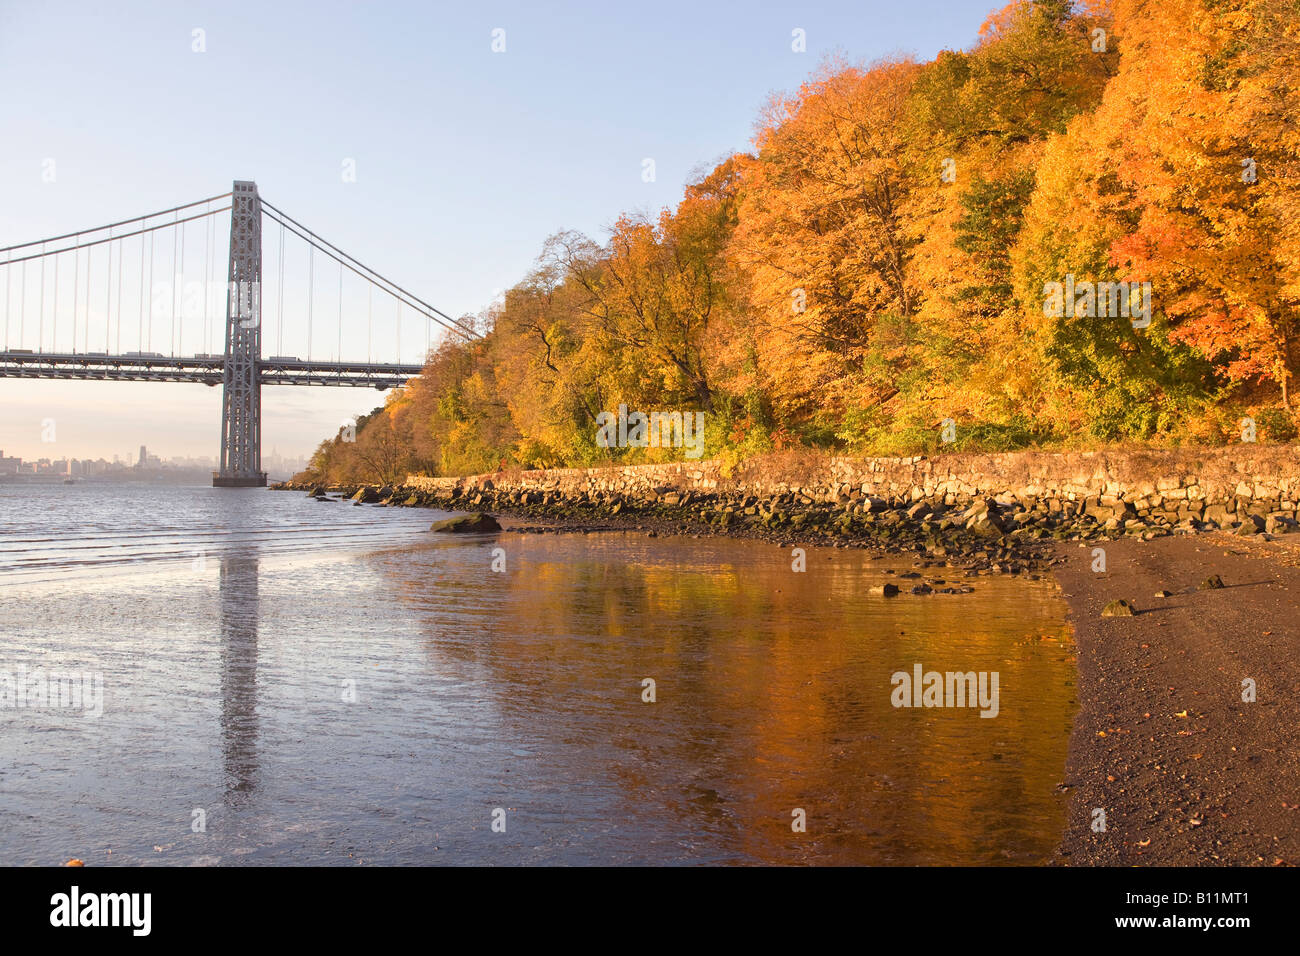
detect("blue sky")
(0, 0), (999, 462)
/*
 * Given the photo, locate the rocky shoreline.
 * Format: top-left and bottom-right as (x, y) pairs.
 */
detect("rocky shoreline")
(273, 473), (1296, 575)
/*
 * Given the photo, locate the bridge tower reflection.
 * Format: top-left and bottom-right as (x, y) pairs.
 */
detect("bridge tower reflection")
(218, 555), (260, 804)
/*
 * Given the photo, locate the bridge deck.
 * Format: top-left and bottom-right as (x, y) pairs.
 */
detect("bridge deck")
(0, 351), (422, 389)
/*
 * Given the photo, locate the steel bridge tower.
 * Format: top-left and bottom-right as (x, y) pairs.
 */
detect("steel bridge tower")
(213, 181), (267, 488)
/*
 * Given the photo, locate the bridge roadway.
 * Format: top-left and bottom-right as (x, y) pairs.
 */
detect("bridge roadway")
(0, 350), (421, 389)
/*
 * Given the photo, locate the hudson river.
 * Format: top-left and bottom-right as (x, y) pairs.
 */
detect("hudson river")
(0, 482), (1076, 864)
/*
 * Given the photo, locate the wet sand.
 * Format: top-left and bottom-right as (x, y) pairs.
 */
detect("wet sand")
(1050, 533), (1300, 866)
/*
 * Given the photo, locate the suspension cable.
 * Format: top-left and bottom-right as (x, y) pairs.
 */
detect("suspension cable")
(170, 211), (179, 356)
(0, 192), (233, 255)
(38, 243), (45, 352)
(203, 212), (211, 355)
(307, 244), (314, 360)
(260, 199), (478, 339)
(178, 215), (186, 356)
(52, 246), (59, 352)
(2, 190), (474, 361)
(116, 227), (123, 354)
(105, 239), (112, 354)
(262, 207), (472, 341)
(138, 232), (145, 352)
(277, 221), (285, 356)
(72, 247), (79, 354)
(84, 245), (91, 353)
(147, 231), (154, 351)
(0, 206), (230, 267)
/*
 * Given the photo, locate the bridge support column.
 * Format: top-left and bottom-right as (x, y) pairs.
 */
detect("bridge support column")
(214, 181), (267, 488)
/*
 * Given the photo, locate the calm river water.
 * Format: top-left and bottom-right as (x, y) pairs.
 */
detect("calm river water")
(0, 482), (1076, 865)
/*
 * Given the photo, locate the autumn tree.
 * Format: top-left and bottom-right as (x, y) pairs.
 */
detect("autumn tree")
(731, 57), (924, 439)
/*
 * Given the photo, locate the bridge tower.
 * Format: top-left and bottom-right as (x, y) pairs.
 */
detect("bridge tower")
(213, 181), (267, 488)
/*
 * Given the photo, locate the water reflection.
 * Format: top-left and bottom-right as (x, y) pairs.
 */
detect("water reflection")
(0, 493), (1077, 865)
(387, 532), (1076, 865)
(219, 555), (259, 805)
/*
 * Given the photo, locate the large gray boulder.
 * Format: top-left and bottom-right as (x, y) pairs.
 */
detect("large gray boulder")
(430, 513), (502, 533)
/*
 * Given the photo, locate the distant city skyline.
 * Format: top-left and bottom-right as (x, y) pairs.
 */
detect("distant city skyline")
(3, 440), (304, 465)
(0, 0), (998, 461)
(0, 441), (310, 477)
(0, 377), (377, 461)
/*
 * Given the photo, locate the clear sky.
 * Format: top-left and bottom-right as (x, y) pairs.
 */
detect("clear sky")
(0, 0), (998, 463)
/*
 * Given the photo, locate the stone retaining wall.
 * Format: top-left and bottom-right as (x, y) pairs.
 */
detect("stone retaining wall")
(405, 446), (1300, 518)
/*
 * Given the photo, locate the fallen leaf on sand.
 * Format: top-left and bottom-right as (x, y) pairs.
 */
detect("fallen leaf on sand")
(65, 859), (84, 867)
(1137, 839), (1151, 847)
(1174, 710), (1189, 718)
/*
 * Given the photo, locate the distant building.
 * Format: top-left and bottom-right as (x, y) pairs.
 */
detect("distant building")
(0, 450), (21, 475)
